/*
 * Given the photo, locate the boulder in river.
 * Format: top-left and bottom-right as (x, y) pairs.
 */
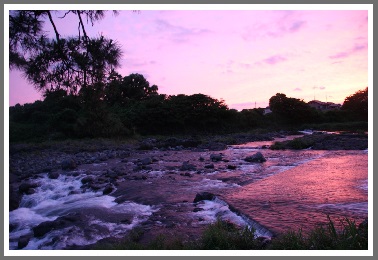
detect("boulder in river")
(180, 161), (196, 171)
(244, 152), (267, 163)
(193, 192), (216, 203)
(210, 153), (223, 162)
(48, 172), (60, 179)
(61, 158), (77, 170)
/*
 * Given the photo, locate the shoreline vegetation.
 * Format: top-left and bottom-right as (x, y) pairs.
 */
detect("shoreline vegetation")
(87, 216), (368, 250)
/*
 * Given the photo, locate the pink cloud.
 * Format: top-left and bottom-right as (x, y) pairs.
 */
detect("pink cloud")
(263, 55), (287, 65)
(329, 42), (367, 59)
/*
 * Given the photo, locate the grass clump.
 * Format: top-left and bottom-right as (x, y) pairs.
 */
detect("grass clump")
(91, 217), (368, 250)
(268, 216), (368, 250)
(192, 220), (263, 250)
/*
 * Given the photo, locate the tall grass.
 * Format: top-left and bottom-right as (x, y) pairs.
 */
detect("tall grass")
(91, 216), (368, 250)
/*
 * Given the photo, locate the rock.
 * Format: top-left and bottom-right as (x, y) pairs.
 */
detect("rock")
(9, 185), (22, 211)
(140, 157), (152, 165)
(138, 139), (157, 150)
(81, 176), (94, 184)
(199, 156), (205, 162)
(204, 164), (215, 169)
(18, 235), (31, 249)
(193, 207), (204, 212)
(210, 153), (223, 162)
(180, 161), (196, 171)
(193, 192), (216, 203)
(227, 165), (237, 170)
(48, 172), (60, 179)
(103, 184), (114, 195)
(18, 182), (39, 194)
(244, 152), (266, 163)
(25, 188), (36, 195)
(61, 158), (77, 170)
(33, 212), (86, 238)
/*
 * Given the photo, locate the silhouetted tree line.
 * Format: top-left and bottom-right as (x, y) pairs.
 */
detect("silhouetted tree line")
(9, 72), (368, 142)
(8, 10), (367, 142)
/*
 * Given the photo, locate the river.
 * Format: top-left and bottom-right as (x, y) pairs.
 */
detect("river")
(8, 135), (368, 250)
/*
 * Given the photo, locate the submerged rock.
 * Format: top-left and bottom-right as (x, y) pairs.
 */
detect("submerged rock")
(193, 192), (216, 203)
(244, 152), (267, 163)
(48, 172), (60, 179)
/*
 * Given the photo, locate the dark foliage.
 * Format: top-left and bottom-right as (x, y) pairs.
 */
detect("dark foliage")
(341, 87), (368, 121)
(9, 71), (368, 142)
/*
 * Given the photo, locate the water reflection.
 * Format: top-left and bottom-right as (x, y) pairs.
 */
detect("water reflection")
(223, 150), (368, 235)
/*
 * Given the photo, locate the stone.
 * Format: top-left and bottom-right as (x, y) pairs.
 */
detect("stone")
(61, 158), (77, 170)
(81, 176), (94, 184)
(18, 235), (31, 249)
(244, 152), (267, 163)
(103, 184), (114, 195)
(227, 165), (237, 170)
(193, 192), (216, 203)
(18, 182), (39, 194)
(48, 172), (60, 179)
(180, 161), (196, 171)
(140, 157), (152, 165)
(204, 164), (215, 169)
(210, 153), (223, 162)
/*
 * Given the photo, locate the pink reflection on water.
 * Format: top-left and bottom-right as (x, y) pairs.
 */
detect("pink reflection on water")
(222, 151), (368, 235)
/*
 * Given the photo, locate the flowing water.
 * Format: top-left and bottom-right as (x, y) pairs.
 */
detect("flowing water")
(8, 135), (368, 249)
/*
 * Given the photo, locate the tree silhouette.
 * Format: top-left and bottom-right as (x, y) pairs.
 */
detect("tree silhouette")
(9, 10), (122, 94)
(341, 87), (368, 121)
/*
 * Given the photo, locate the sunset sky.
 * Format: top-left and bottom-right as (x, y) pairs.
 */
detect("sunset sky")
(7, 5), (370, 110)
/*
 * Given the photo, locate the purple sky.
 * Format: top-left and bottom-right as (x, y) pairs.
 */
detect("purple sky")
(8, 8), (369, 110)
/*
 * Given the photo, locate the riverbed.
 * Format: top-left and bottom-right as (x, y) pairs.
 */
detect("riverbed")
(8, 134), (368, 250)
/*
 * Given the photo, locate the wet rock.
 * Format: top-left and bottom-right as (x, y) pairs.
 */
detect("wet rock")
(210, 153), (223, 162)
(227, 165), (237, 170)
(33, 212), (86, 238)
(18, 235), (31, 249)
(193, 192), (216, 203)
(199, 156), (205, 162)
(25, 188), (36, 195)
(90, 183), (103, 190)
(68, 190), (81, 195)
(48, 172), (60, 179)
(103, 184), (114, 195)
(18, 182), (39, 194)
(193, 207), (204, 212)
(133, 165), (152, 171)
(140, 157), (152, 165)
(180, 172), (193, 178)
(204, 164), (215, 169)
(244, 152), (266, 163)
(9, 185), (22, 211)
(61, 158), (77, 170)
(180, 161), (196, 171)
(81, 176), (94, 184)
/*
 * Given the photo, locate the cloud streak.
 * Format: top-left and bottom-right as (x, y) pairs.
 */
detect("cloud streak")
(155, 19), (211, 43)
(329, 43), (367, 59)
(263, 55), (287, 65)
